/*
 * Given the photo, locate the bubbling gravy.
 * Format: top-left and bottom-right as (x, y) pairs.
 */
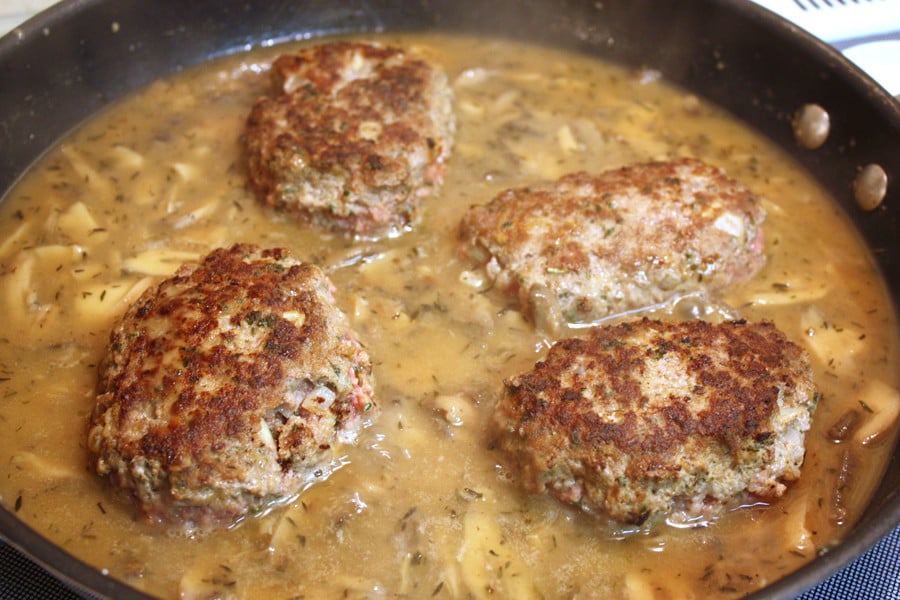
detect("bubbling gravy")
(0, 34), (897, 599)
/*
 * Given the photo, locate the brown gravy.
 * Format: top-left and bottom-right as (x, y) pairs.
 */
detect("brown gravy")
(0, 33), (897, 599)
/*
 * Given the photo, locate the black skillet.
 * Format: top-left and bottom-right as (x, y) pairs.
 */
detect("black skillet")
(0, 1), (898, 598)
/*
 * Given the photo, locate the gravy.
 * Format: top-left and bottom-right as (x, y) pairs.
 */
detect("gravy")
(0, 34), (897, 599)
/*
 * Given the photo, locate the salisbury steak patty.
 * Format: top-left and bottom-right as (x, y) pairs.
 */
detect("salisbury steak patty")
(88, 244), (377, 527)
(244, 41), (455, 236)
(494, 318), (817, 524)
(459, 158), (766, 327)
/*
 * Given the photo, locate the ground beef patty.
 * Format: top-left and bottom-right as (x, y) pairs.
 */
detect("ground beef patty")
(244, 41), (455, 236)
(459, 158), (766, 328)
(88, 244), (377, 527)
(493, 318), (817, 524)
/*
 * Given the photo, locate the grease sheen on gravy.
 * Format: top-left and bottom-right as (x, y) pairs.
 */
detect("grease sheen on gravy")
(0, 34), (897, 599)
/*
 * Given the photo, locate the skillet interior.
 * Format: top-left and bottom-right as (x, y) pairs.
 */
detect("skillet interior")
(0, 1), (898, 598)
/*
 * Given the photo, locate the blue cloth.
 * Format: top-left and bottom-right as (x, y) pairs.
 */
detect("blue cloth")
(2, 525), (899, 599)
(797, 525), (900, 600)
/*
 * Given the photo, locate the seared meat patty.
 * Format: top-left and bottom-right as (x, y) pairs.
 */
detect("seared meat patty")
(459, 158), (766, 328)
(244, 41), (455, 236)
(493, 318), (817, 524)
(88, 244), (377, 527)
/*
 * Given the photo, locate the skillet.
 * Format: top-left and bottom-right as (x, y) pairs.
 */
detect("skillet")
(0, 1), (898, 598)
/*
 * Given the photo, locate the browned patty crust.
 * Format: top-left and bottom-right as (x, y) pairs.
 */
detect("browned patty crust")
(494, 318), (817, 524)
(88, 244), (377, 527)
(244, 41), (455, 236)
(459, 158), (766, 326)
